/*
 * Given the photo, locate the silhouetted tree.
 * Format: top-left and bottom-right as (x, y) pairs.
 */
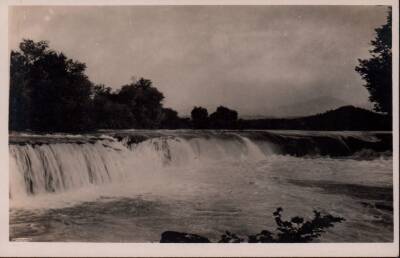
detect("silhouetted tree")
(116, 78), (165, 128)
(10, 49), (31, 131)
(10, 39), (186, 131)
(10, 39), (94, 132)
(92, 85), (136, 129)
(191, 106), (209, 129)
(209, 106), (238, 129)
(355, 8), (392, 115)
(161, 108), (183, 129)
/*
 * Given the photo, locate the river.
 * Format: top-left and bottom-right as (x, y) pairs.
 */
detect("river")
(9, 130), (393, 242)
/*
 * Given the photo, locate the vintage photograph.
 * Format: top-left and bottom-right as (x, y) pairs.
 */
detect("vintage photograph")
(6, 3), (396, 247)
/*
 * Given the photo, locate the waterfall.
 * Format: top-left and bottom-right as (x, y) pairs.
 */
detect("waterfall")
(9, 134), (268, 198)
(9, 130), (391, 199)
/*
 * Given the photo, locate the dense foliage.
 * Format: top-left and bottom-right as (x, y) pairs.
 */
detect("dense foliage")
(191, 106), (209, 129)
(250, 207), (344, 243)
(356, 9), (392, 115)
(209, 106), (239, 129)
(9, 40), (187, 132)
(10, 40), (94, 132)
(10, 38), (391, 132)
(190, 105), (239, 129)
(9, 39), (242, 132)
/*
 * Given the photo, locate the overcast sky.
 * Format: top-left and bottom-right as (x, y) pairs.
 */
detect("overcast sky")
(9, 5), (389, 117)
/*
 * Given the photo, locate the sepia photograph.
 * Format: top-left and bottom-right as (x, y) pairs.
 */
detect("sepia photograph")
(0, 0), (399, 257)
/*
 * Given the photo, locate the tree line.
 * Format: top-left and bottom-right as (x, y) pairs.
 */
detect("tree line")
(9, 9), (392, 132)
(9, 39), (240, 132)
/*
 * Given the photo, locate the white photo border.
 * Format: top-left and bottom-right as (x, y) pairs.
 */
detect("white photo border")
(0, 0), (398, 257)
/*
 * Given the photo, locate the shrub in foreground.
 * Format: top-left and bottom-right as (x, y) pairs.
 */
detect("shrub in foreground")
(160, 207), (345, 243)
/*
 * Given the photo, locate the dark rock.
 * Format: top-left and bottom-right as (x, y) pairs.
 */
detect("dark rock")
(218, 231), (245, 243)
(160, 231), (210, 243)
(248, 230), (275, 243)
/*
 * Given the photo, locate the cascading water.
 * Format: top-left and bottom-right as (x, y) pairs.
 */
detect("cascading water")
(9, 130), (391, 199)
(9, 130), (393, 242)
(9, 133), (274, 199)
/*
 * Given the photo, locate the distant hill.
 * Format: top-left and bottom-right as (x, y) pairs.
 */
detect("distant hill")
(270, 96), (350, 117)
(239, 106), (391, 131)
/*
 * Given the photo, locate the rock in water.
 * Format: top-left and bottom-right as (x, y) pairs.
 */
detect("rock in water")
(160, 231), (211, 243)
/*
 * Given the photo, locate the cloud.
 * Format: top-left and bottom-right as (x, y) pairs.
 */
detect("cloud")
(9, 5), (389, 116)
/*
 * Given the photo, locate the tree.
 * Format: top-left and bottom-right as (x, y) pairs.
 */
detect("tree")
(10, 39), (186, 131)
(191, 106), (209, 129)
(116, 78), (165, 128)
(209, 106), (238, 129)
(10, 50), (31, 131)
(10, 39), (94, 132)
(160, 108), (181, 129)
(92, 86), (136, 129)
(355, 9), (392, 115)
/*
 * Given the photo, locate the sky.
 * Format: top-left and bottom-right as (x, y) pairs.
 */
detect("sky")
(9, 5), (389, 117)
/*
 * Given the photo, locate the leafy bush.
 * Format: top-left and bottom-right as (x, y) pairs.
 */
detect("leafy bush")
(161, 208), (344, 243)
(249, 207), (344, 243)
